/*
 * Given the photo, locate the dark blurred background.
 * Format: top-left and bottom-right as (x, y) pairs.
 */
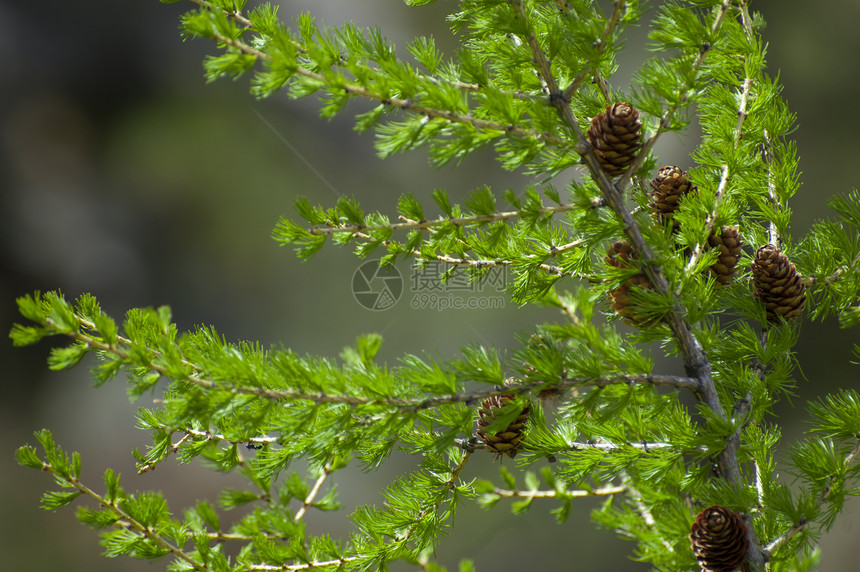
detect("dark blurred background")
(1, 1), (858, 570)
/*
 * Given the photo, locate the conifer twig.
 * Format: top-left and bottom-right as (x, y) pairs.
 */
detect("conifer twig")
(137, 432), (194, 474)
(615, 0), (733, 192)
(137, 429), (276, 474)
(427, 252), (568, 278)
(40, 461), (209, 571)
(762, 436), (860, 560)
(249, 557), (360, 571)
(189, 0), (543, 104)
(295, 460), (334, 521)
(682, 75), (753, 280)
(565, 441), (682, 452)
(623, 474), (676, 552)
(203, 27), (566, 146)
(47, 317), (705, 408)
(682, 2), (755, 279)
(308, 201), (602, 236)
(561, 0), (627, 103)
(490, 484), (625, 499)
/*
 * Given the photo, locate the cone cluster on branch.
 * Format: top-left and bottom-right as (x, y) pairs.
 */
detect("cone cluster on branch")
(689, 505), (749, 572)
(604, 240), (655, 325)
(587, 102), (642, 177)
(751, 244), (806, 322)
(476, 394), (530, 460)
(646, 166), (743, 285)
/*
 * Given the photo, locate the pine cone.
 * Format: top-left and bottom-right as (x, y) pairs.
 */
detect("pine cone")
(707, 226), (743, 285)
(689, 505), (749, 572)
(605, 241), (655, 325)
(476, 394), (530, 460)
(751, 244), (806, 322)
(587, 102), (642, 177)
(649, 165), (698, 225)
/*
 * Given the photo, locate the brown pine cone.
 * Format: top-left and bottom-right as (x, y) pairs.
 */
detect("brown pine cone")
(605, 240), (655, 325)
(751, 244), (806, 322)
(707, 226), (743, 285)
(476, 394), (530, 460)
(587, 102), (642, 177)
(689, 505), (749, 572)
(648, 165), (698, 225)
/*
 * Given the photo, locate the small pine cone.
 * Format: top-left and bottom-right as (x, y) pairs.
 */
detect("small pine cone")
(605, 240), (637, 269)
(751, 244), (806, 322)
(476, 394), (530, 460)
(587, 102), (642, 177)
(707, 226), (743, 285)
(648, 166), (697, 228)
(689, 505), (749, 572)
(605, 241), (654, 325)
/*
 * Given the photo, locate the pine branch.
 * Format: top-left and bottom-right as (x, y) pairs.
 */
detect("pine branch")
(189, 0), (543, 104)
(137, 429), (277, 474)
(616, 1), (735, 192)
(295, 459), (334, 521)
(137, 432), (194, 474)
(249, 557), (360, 571)
(198, 25), (565, 146)
(48, 312), (700, 409)
(308, 200), (603, 237)
(623, 473), (678, 553)
(491, 484), (625, 499)
(38, 460), (209, 571)
(762, 436), (860, 560)
(110, 518), (256, 543)
(561, 0), (627, 103)
(508, 2), (765, 566)
(682, 74), (754, 279)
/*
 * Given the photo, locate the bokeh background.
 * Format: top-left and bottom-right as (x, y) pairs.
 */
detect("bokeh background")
(1, 1), (858, 570)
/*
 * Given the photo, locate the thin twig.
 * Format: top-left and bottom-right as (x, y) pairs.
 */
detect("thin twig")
(561, 1), (627, 102)
(491, 484), (625, 499)
(137, 432), (194, 474)
(53, 318), (704, 409)
(566, 441), (681, 452)
(763, 437), (860, 559)
(42, 463), (208, 571)
(295, 460), (334, 521)
(624, 474), (675, 552)
(615, 1), (733, 192)
(308, 200), (602, 236)
(681, 76), (753, 280)
(190, 0), (543, 104)
(249, 557), (360, 571)
(205, 27), (566, 146)
(802, 250), (860, 288)
(682, 1), (755, 279)
(427, 252), (569, 278)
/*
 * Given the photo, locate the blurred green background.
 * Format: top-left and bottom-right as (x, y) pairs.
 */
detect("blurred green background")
(1, 1), (858, 570)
